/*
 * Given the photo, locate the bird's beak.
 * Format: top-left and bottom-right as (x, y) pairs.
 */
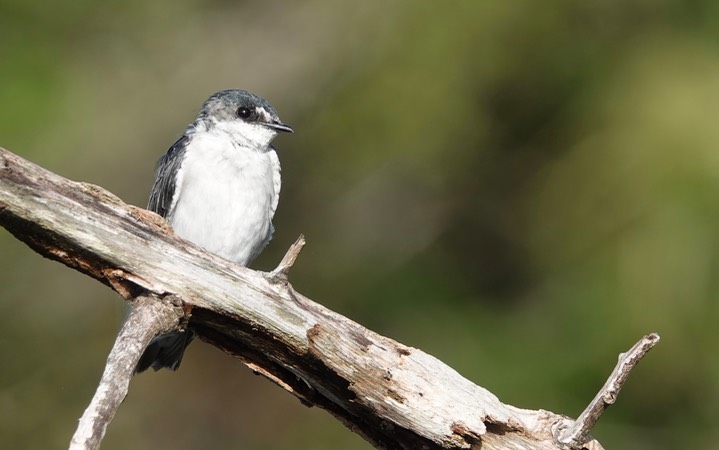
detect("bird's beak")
(266, 120), (294, 133)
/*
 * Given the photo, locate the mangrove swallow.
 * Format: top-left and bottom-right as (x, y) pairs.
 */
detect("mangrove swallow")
(135, 89), (293, 373)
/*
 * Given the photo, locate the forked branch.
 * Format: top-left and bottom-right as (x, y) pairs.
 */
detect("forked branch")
(0, 146), (660, 450)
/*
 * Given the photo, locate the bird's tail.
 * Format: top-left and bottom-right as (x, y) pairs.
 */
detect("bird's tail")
(135, 330), (195, 373)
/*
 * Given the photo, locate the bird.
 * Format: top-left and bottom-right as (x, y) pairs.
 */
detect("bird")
(135, 89), (293, 373)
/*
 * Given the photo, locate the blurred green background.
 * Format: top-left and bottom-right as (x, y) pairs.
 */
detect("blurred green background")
(2, 0), (719, 448)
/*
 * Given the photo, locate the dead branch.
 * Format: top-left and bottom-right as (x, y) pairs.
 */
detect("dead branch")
(69, 294), (185, 450)
(555, 333), (661, 449)
(0, 147), (659, 450)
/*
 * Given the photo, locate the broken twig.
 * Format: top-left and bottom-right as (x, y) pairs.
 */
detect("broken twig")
(556, 333), (661, 448)
(267, 234), (306, 283)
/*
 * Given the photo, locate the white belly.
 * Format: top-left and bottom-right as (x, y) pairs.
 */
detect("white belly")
(167, 133), (279, 265)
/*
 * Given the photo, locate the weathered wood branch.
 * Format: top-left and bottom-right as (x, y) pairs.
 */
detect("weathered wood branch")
(0, 147), (658, 450)
(69, 294), (185, 450)
(556, 333), (660, 449)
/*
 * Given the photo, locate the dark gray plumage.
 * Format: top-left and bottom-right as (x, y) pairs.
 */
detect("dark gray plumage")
(147, 134), (190, 218)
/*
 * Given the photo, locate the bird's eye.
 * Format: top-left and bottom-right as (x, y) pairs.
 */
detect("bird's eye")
(236, 107), (253, 120)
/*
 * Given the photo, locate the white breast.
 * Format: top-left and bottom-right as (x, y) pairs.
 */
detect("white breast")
(167, 129), (280, 266)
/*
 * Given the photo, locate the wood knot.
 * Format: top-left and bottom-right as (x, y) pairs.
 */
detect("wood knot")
(307, 323), (322, 341)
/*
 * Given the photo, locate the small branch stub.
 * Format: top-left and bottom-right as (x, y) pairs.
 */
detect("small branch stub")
(556, 333), (661, 449)
(268, 234), (306, 283)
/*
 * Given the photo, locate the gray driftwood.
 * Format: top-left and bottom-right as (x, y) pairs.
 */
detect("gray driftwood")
(0, 147), (659, 450)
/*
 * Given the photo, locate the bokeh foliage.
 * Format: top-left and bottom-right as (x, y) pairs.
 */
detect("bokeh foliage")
(2, 0), (719, 448)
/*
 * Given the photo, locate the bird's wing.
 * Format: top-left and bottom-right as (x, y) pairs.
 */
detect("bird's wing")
(269, 146), (281, 217)
(147, 134), (191, 218)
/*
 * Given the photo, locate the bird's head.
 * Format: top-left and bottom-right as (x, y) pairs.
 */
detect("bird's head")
(195, 89), (293, 149)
